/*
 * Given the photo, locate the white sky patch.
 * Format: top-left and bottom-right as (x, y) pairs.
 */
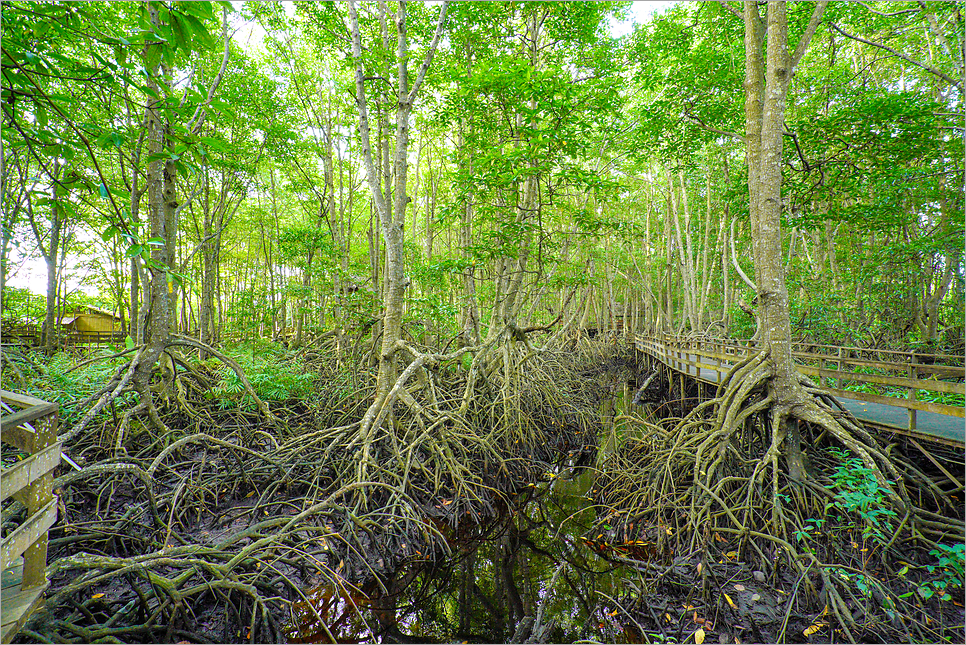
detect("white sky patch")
(610, 1), (678, 38)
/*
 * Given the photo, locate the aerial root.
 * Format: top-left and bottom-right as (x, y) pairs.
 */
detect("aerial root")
(596, 342), (963, 643)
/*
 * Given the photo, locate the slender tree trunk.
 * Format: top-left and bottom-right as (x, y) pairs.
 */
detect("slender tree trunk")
(348, 0), (448, 396)
(743, 0), (827, 480)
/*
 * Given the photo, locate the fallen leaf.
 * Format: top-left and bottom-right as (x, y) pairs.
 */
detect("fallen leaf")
(665, 613), (673, 623)
(751, 594), (761, 602)
(694, 627), (705, 644)
(92, 593), (105, 599)
(734, 584), (745, 591)
(725, 550), (738, 560)
(803, 622), (825, 636)
(723, 593), (737, 609)
(696, 562), (703, 575)
(246, 491), (255, 498)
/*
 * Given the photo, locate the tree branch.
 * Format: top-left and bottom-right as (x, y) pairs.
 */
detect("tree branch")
(407, 1), (449, 103)
(828, 21), (963, 90)
(788, 1), (829, 79)
(188, 7), (232, 134)
(683, 108), (743, 141)
(346, 0), (390, 222)
(730, 219), (758, 292)
(714, 0), (744, 22)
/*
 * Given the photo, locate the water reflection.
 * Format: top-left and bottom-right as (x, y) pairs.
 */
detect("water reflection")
(288, 466), (647, 644)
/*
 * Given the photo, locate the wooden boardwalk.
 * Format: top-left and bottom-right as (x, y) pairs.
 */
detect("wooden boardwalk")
(634, 334), (965, 448)
(1, 391), (60, 643)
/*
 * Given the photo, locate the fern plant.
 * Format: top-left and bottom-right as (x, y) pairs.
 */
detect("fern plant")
(208, 342), (316, 410)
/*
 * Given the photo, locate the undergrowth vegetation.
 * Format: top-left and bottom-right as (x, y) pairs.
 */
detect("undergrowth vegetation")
(206, 341), (317, 410)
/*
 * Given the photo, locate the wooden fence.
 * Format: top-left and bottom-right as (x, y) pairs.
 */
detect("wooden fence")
(1, 391), (60, 643)
(634, 334), (965, 442)
(1, 324), (126, 351)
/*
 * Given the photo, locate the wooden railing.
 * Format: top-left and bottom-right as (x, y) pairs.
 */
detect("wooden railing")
(0, 326), (126, 350)
(62, 331), (127, 348)
(0, 324), (40, 347)
(634, 334), (965, 443)
(1, 391), (60, 644)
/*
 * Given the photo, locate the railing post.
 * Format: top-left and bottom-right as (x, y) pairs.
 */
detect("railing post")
(908, 354), (918, 432)
(19, 409), (56, 589)
(716, 339), (722, 384)
(836, 347), (844, 390)
(818, 355), (826, 388)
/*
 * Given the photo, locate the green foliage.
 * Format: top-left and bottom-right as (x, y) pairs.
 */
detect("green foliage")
(1, 287), (45, 322)
(917, 543), (965, 602)
(827, 447), (897, 543)
(208, 342), (315, 410)
(23, 351), (134, 423)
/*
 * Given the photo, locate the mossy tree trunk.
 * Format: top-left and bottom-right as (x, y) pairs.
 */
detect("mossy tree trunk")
(743, 0), (827, 480)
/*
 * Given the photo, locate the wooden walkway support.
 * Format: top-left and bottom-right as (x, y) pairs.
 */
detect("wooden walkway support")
(1, 391), (60, 644)
(635, 334), (965, 447)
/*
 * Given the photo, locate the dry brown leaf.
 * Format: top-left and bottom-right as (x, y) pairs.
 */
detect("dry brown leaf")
(734, 584), (745, 591)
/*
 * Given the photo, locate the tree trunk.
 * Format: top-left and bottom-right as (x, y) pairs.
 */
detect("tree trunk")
(348, 0), (448, 398)
(744, 0), (827, 480)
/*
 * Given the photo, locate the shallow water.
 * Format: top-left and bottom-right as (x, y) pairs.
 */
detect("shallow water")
(286, 461), (649, 644)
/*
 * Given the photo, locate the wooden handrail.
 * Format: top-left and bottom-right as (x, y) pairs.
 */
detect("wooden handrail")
(634, 335), (966, 438)
(1, 390), (60, 643)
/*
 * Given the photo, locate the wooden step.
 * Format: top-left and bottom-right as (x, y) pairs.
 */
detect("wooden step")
(1, 558), (48, 644)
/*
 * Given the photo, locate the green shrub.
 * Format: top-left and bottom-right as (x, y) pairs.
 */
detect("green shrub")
(827, 447), (897, 543)
(208, 342), (316, 410)
(22, 350), (134, 424)
(918, 543), (965, 601)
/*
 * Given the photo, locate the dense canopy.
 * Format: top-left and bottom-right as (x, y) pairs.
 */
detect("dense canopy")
(1, 2), (963, 644)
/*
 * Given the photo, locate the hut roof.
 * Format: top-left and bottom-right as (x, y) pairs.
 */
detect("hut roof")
(74, 306), (122, 320)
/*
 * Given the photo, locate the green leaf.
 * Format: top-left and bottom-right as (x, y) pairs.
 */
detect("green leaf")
(102, 226), (118, 242)
(170, 13), (190, 51)
(124, 335), (135, 350)
(182, 14), (213, 47)
(125, 244), (143, 258)
(99, 183), (109, 199)
(145, 237), (166, 246)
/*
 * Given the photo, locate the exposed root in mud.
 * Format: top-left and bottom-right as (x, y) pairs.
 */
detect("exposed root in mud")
(62, 335), (276, 449)
(594, 348), (965, 642)
(5, 332), (631, 644)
